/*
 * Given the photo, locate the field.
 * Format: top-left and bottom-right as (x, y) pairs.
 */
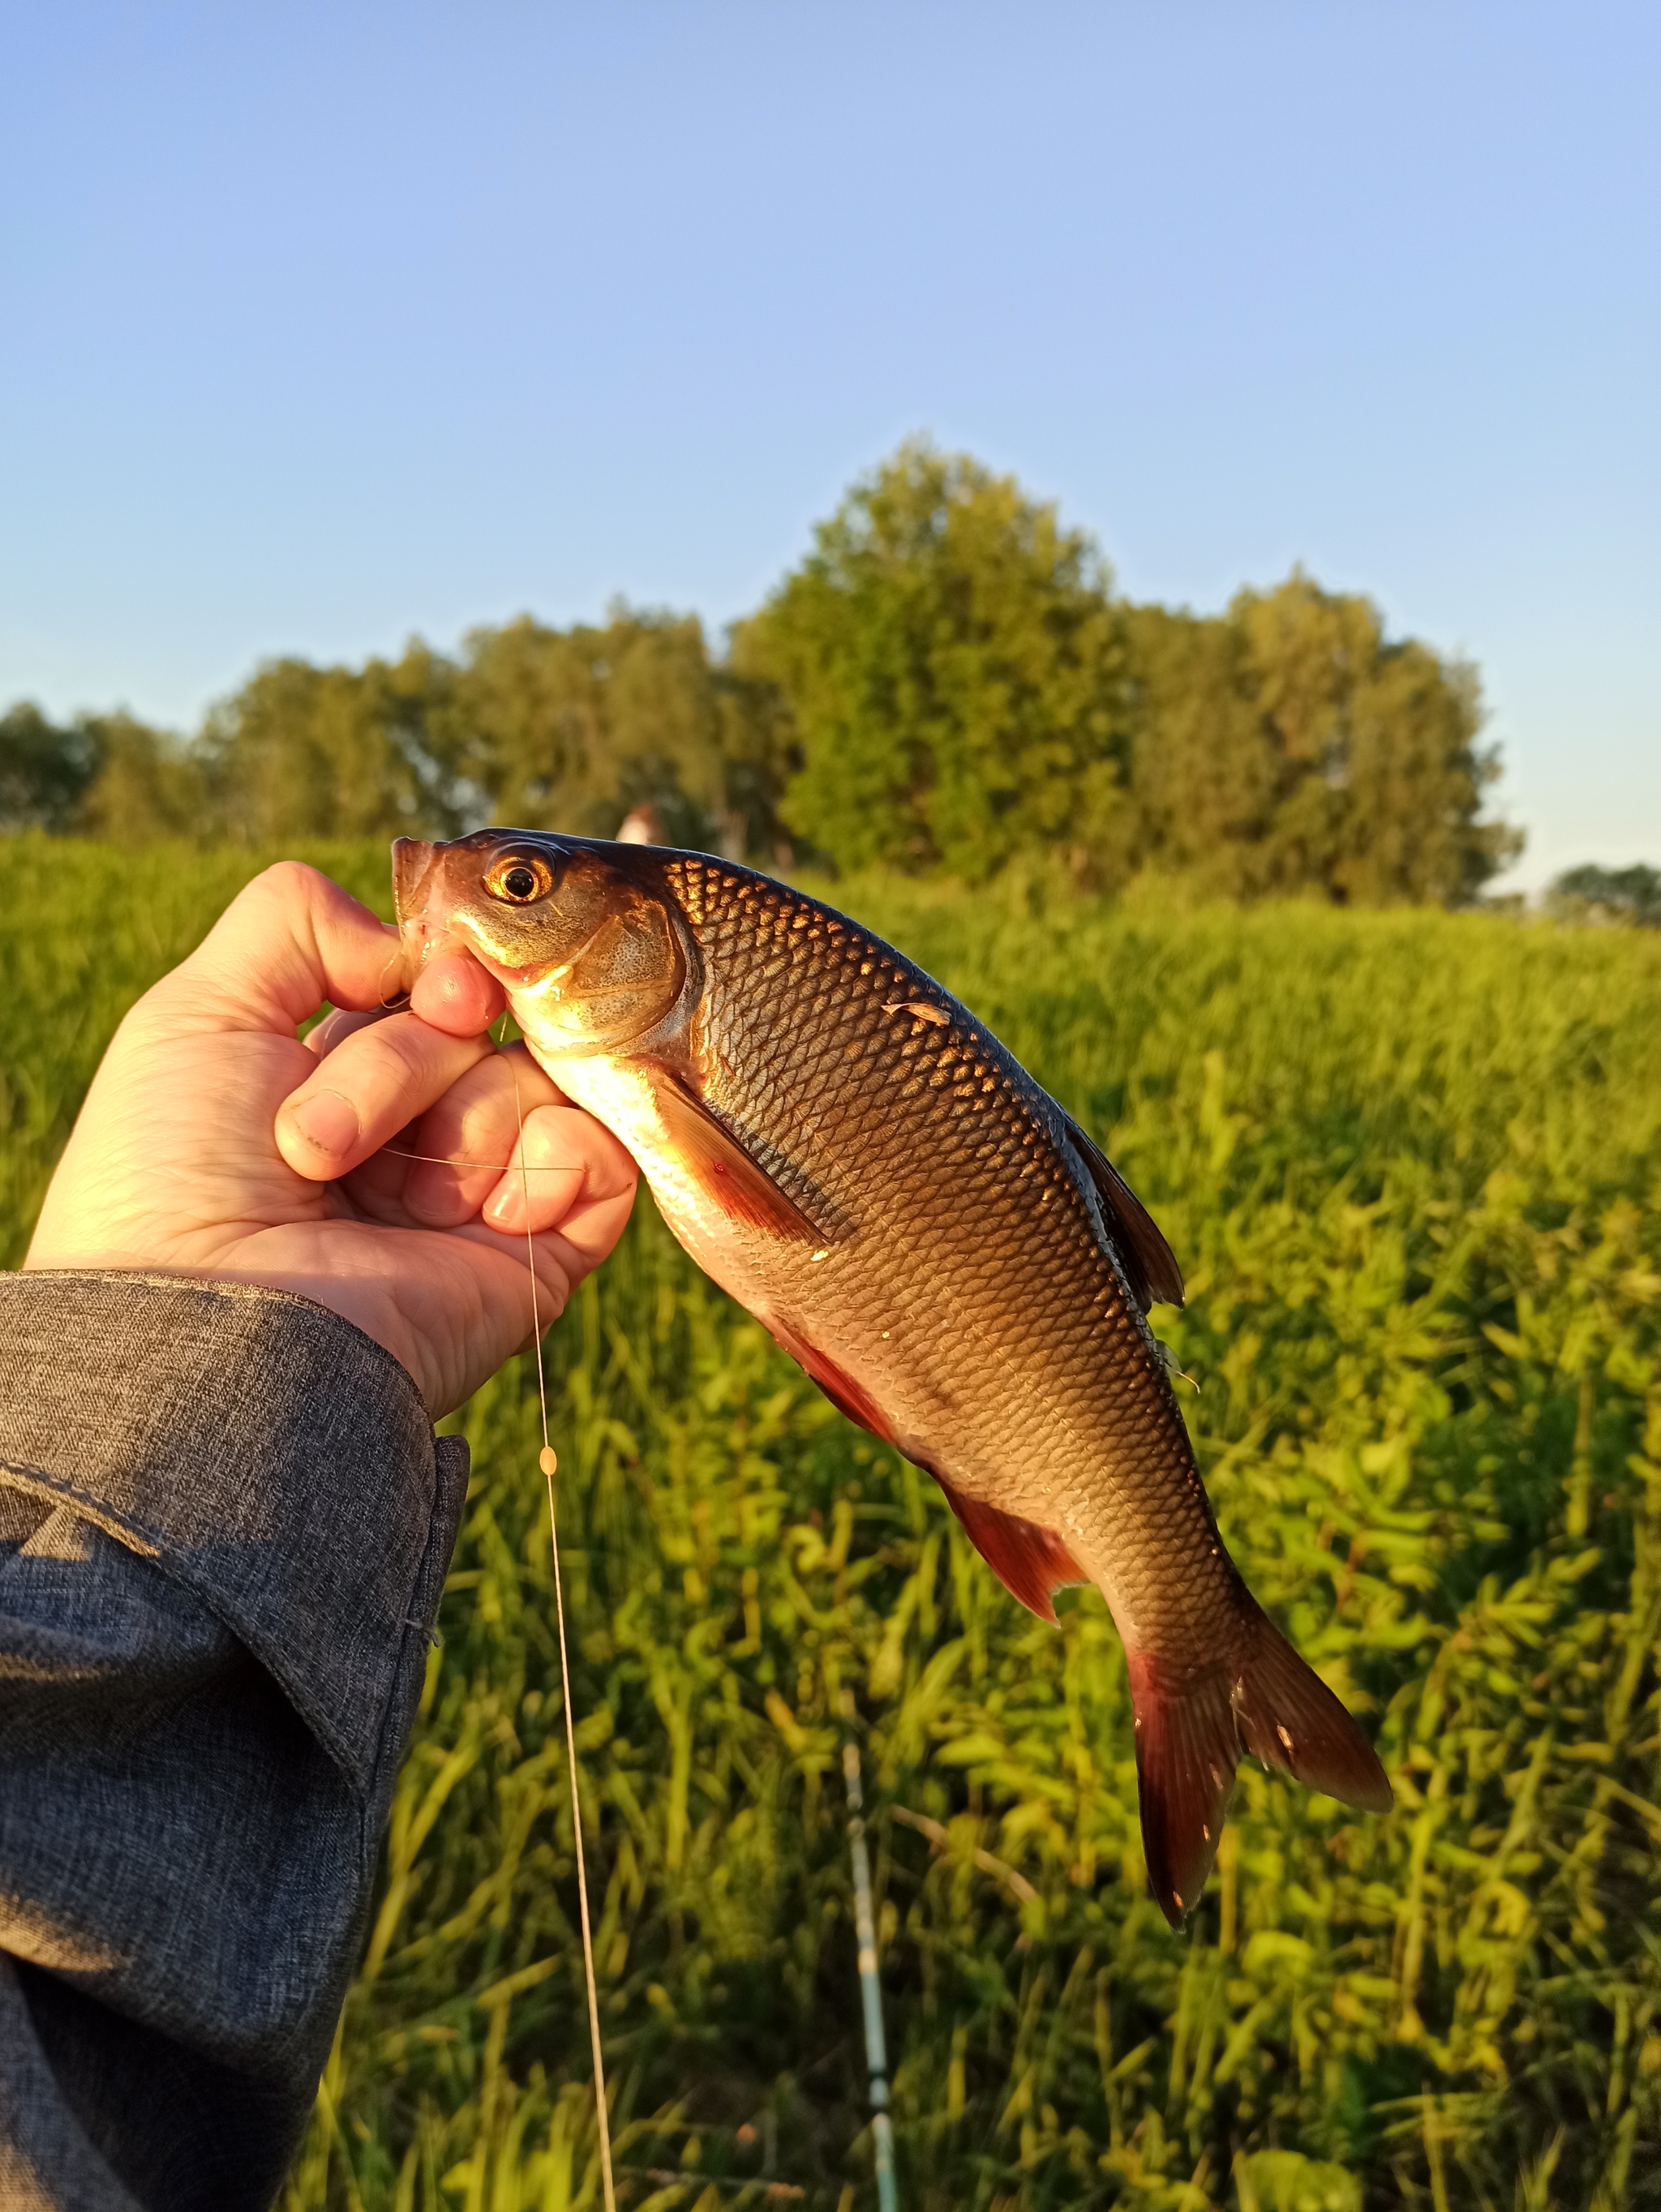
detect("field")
(4, 837), (1661, 2210)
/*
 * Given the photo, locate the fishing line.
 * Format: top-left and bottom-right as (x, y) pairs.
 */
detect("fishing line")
(510, 1048), (616, 2212)
(381, 1145), (569, 1172)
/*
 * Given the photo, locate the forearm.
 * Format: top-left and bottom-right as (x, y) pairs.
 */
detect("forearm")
(0, 1274), (468, 2212)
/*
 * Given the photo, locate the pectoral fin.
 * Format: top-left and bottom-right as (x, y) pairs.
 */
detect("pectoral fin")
(645, 1065), (830, 1243)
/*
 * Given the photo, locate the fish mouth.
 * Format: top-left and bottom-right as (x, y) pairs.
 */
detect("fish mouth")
(392, 836), (466, 990)
(392, 837), (438, 926)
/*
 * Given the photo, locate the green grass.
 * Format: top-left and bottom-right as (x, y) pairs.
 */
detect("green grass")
(4, 835), (1661, 2210)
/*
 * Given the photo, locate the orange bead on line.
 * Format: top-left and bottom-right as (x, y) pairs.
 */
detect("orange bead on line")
(539, 1446), (559, 1477)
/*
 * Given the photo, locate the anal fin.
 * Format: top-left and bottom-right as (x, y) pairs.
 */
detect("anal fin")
(935, 1481), (1088, 1625)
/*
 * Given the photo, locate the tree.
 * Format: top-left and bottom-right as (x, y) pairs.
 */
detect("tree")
(14, 611), (794, 857)
(71, 713), (205, 841)
(1, 703), (202, 840)
(741, 440), (1127, 880)
(0, 704), (99, 831)
(452, 608), (719, 845)
(195, 648), (461, 843)
(1548, 864), (1661, 927)
(449, 606), (794, 858)
(711, 652), (800, 864)
(1116, 605), (1269, 893)
(1, 441), (1522, 899)
(1122, 574), (1519, 903)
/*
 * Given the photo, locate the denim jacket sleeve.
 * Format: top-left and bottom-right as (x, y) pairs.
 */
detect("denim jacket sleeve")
(0, 1272), (469, 2211)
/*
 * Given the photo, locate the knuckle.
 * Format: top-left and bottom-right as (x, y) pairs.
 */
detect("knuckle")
(374, 1012), (480, 1095)
(251, 859), (324, 902)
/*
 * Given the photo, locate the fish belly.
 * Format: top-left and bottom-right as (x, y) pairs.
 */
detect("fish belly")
(530, 1027), (1247, 1649)
(524, 1046), (770, 1312)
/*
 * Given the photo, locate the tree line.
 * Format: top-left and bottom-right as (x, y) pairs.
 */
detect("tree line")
(1, 439), (1522, 902)
(1546, 864), (1661, 928)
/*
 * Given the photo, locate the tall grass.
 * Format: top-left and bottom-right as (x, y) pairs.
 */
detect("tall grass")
(4, 838), (1659, 2208)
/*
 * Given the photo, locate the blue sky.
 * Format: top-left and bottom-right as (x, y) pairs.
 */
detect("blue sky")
(2, 2), (1655, 888)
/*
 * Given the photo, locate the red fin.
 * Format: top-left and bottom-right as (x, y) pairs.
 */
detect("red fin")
(762, 1322), (1088, 1627)
(936, 1482), (1088, 1624)
(1230, 1610), (1393, 1815)
(1127, 1651), (1239, 1926)
(766, 1319), (895, 1443)
(646, 1067), (827, 1243)
(1062, 1117), (1184, 1311)
(1128, 1611), (1392, 1929)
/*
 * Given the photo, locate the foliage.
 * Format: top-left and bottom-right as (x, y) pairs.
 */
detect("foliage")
(1120, 580), (1520, 905)
(442, 609), (786, 858)
(8, 611), (794, 861)
(737, 441), (1124, 881)
(1548, 866), (1661, 930)
(2, 445), (1519, 904)
(72, 710), (207, 840)
(0, 701), (200, 838)
(0, 703), (100, 830)
(196, 648), (457, 842)
(739, 446), (1517, 901)
(4, 838), (1659, 2206)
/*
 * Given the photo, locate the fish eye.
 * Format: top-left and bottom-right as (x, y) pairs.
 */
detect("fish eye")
(487, 854), (554, 905)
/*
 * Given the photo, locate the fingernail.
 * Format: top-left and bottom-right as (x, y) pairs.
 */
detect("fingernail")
(289, 1089), (359, 1158)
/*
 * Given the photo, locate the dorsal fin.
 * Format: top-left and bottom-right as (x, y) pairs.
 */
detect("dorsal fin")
(1062, 1116), (1184, 1311)
(643, 1065), (831, 1244)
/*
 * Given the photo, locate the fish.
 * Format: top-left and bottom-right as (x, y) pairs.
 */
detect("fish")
(393, 829), (1392, 1923)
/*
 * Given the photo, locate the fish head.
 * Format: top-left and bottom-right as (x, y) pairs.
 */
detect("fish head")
(393, 830), (689, 1052)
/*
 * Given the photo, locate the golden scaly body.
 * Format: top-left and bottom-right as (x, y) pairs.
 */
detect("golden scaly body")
(581, 854), (1243, 1664)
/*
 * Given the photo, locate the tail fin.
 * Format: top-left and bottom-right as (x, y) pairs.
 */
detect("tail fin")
(1231, 1610), (1393, 1818)
(1128, 1654), (1238, 1926)
(1129, 1610), (1392, 1927)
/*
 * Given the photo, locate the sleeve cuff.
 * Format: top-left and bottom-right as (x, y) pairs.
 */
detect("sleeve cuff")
(0, 1271), (469, 1798)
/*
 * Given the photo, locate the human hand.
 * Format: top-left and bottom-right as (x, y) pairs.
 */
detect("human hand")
(25, 862), (637, 1417)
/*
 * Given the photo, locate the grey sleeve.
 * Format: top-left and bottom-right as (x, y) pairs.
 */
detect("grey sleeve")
(0, 1273), (470, 2212)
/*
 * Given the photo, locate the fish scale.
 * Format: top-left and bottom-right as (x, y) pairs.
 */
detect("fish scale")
(396, 829), (1393, 1923)
(663, 855), (1221, 1638)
